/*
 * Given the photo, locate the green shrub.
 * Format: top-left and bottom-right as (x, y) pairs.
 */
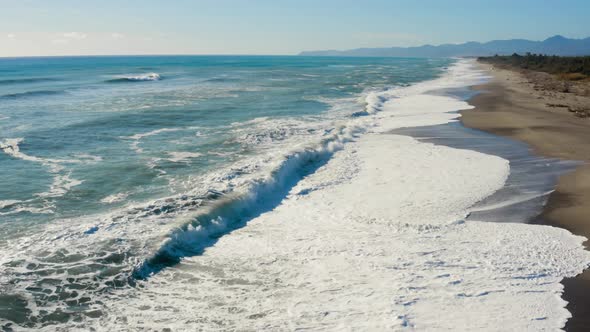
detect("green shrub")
(478, 54), (590, 77)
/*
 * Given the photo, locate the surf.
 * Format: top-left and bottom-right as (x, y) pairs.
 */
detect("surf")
(105, 73), (161, 83)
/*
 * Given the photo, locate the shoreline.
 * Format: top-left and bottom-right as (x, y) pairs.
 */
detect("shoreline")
(462, 62), (590, 331)
(113, 61), (587, 330)
(4, 59), (590, 330)
(54, 60), (589, 330)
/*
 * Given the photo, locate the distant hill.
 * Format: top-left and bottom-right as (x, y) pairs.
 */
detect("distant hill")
(299, 35), (590, 57)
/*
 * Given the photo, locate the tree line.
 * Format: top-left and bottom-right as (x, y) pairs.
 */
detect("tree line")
(478, 53), (590, 78)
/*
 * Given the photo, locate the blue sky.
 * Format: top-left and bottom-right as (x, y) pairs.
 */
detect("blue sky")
(1, 0), (589, 56)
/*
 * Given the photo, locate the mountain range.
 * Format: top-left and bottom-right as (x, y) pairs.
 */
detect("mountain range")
(299, 35), (590, 57)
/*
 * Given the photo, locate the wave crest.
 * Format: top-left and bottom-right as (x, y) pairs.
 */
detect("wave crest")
(106, 73), (161, 83)
(133, 124), (362, 278)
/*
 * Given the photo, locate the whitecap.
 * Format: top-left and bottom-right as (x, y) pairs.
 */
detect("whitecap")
(0, 200), (21, 210)
(107, 73), (161, 82)
(3, 60), (587, 330)
(121, 128), (184, 153)
(100, 192), (130, 204)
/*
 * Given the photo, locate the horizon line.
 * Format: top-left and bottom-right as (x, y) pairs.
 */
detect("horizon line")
(0, 53), (299, 59)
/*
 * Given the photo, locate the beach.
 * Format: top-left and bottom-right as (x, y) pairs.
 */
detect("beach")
(1, 0), (588, 329)
(77, 61), (589, 330)
(463, 63), (590, 331)
(2, 57), (590, 330)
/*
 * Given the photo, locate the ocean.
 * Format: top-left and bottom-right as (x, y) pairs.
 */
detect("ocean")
(0, 56), (448, 223)
(0, 56), (588, 331)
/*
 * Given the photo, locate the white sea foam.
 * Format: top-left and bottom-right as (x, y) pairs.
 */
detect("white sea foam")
(207, 151), (232, 157)
(35, 172), (83, 198)
(100, 192), (130, 204)
(2, 60), (588, 330)
(0, 200), (21, 210)
(74, 153), (103, 163)
(122, 127), (200, 153)
(166, 151), (203, 163)
(1, 138), (53, 164)
(124, 128), (183, 141)
(0, 138), (92, 167)
(88, 59), (589, 331)
(0, 204), (54, 216)
(0, 138), (86, 210)
(117, 73), (161, 81)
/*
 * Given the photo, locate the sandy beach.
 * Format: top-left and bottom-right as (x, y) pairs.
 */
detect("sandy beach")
(463, 63), (590, 331)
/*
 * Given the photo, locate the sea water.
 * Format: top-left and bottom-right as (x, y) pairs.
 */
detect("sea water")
(0, 56), (447, 224)
(0, 56), (588, 331)
(0, 56), (448, 327)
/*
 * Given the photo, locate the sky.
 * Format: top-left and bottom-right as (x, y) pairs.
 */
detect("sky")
(1, 0), (589, 57)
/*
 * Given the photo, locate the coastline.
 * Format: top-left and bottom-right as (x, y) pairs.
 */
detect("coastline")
(4, 58), (590, 330)
(64, 60), (589, 330)
(462, 62), (590, 331)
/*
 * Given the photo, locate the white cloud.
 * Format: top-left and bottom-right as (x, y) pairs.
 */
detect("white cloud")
(63, 32), (87, 40)
(111, 33), (125, 39)
(7, 33), (15, 39)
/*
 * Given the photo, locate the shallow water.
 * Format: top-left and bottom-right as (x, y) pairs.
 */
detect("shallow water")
(393, 121), (579, 224)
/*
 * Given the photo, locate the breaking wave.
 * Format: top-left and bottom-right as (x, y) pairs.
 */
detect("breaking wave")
(0, 121), (364, 326)
(134, 124), (362, 278)
(105, 73), (161, 83)
(0, 60), (478, 329)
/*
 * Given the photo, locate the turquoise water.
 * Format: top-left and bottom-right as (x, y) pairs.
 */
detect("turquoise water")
(0, 56), (451, 328)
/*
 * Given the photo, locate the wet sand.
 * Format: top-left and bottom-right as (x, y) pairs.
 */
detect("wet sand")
(462, 63), (590, 331)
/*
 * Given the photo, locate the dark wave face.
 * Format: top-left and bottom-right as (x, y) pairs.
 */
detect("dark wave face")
(0, 77), (59, 85)
(0, 90), (64, 99)
(203, 77), (242, 83)
(0, 55), (453, 329)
